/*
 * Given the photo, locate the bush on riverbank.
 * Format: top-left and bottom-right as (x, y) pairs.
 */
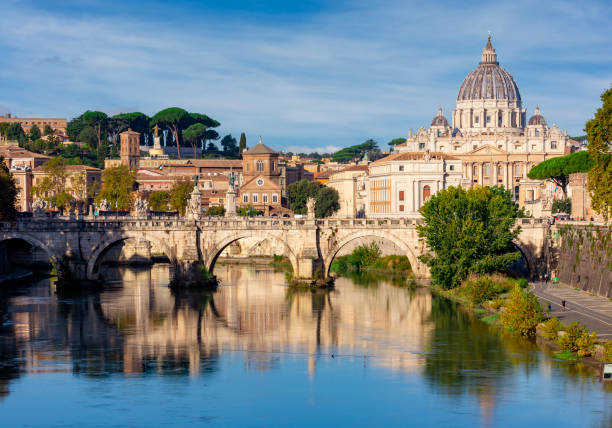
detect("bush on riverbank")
(500, 285), (543, 337)
(269, 255), (293, 273)
(454, 274), (517, 304)
(330, 243), (413, 280)
(541, 317), (562, 341)
(557, 321), (597, 357)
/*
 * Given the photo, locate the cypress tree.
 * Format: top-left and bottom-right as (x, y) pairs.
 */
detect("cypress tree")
(238, 132), (247, 156)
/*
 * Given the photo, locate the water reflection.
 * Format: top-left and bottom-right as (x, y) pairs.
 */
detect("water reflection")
(0, 264), (610, 427)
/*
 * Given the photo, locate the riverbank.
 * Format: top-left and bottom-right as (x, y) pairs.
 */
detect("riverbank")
(431, 276), (611, 370)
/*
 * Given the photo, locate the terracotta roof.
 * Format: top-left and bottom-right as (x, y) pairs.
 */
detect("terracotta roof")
(121, 128), (140, 136)
(372, 152), (459, 165)
(242, 139), (277, 155)
(0, 147), (50, 159)
(184, 159), (242, 168)
(340, 165), (369, 172)
(33, 164), (101, 172)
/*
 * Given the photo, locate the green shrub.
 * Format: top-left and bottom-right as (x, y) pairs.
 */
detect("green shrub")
(558, 321), (589, 352)
(500, 285), (543, 336)
(490, 297), (505, 310)
(456, 274), (514, 304)
(206, 205), (225, 216)
(541, 317), (562, 341)
(576, 331), (597, 357)
(604, 342), (612, 362)
(371, 255), (412, 274)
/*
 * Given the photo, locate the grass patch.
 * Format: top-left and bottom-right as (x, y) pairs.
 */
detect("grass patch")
(473, 307), (487, 315)
(554, 350), (580, 361)
(480, 314), (500, 325)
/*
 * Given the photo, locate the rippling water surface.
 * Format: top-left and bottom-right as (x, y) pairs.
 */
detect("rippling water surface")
(0, 264), (610, 427)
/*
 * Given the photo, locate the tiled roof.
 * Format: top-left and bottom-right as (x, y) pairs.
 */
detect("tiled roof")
(243, 141), (277, 155)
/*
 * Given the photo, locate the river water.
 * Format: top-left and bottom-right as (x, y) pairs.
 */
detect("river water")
(0, 264), (610, 427)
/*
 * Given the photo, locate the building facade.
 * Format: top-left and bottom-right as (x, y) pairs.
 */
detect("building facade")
(0, 114), (67, 134)
(326, 165), (369, 218)
(395, 36), (573, 212)
(120, 129), (141, 170)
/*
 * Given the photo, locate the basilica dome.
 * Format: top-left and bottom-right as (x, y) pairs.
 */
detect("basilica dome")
(528, 107), (547, 126)
(430, 107), (449, 127)
(456, 36), (521, 102)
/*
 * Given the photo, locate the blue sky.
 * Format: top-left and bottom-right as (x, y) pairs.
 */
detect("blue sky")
(1, 0), (611, 153)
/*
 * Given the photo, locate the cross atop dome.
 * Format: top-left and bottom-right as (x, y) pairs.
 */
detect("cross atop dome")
(481, 34), (498, 65)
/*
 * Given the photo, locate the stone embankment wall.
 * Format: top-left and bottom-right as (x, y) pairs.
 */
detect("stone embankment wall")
(555, 223), (612, 298)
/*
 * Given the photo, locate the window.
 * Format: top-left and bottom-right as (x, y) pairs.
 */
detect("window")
(535, 129), (540, 136)
(399, 205), (404, 212)
(531, 144), (536, 151)
(497, 165), (503, 175)
(439, 145), (444, 151)
(498, 113), (503, 126)
(514, 186), (519, 201)
(418, 143), (425, 150)
(486, 116), (491, 124)
(484, 164), (491, 176)
(515, 164), (521, 175)
(423, 185), (431, 201)
(449, 165), (455, 171)
(399, 191), (404, 201)
(252, 193), (258, 203)
(551, 141), (557, 149)
(473, 145), (477, 151)
(473, 165), (478, 176)
(256, 160), (264, 172)
(437, 131), (442, 137)
(272, 194), (278, 203)
(243, 194), (249, 203)
(263, 193), (268, 203)
(475, 116), (479, 124)
(399, 165), (404, 171)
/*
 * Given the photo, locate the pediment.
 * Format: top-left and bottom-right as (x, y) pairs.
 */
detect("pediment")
(468, 144), (508, 155)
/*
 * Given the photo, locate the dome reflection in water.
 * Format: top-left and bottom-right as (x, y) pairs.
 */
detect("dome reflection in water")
(0, 264), (610, 427)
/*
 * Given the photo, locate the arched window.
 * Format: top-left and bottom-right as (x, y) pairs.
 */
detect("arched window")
(423, 185), (431, 201)
(535, 129), (540, 136)
(256, 160), (264, 172)
(484, 164), (491, 176)
(473, 165), (478, 176)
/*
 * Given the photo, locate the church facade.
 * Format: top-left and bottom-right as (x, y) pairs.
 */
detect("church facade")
(394, 36), (575, 214)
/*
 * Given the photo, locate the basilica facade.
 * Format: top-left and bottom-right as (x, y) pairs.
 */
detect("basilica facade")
(394, 36), (576, 213)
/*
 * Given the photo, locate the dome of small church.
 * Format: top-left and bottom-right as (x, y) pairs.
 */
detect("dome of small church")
(430, 107), (449, 127)
(528, 107), (547, 126)
(456, 36), (521, 102)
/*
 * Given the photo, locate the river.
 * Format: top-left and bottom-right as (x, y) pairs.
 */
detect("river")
(0, 264), (610, 427)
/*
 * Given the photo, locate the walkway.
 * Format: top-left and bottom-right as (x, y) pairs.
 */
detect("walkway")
(531, 282), (612, 337)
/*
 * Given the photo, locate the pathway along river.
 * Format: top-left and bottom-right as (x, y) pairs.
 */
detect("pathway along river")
(0, 264), (611, 427)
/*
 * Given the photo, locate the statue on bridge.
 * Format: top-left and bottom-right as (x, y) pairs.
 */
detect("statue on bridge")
(186, 186), (202, 220)
(307, 197), (316, 219)
(134, 197), (149, 219)
(32, 198), (47, 218)
(98, 199), (110, 212)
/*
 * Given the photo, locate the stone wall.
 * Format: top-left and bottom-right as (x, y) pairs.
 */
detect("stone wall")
(555, 224), (612, 298)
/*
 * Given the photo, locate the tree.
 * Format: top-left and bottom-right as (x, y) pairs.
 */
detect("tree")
(78, 126), (98, 146)
(332, 139), (378, 163)
(96, 165), (135, 211)
(183, 123), (207, 158)
(81, 111), (108, 148)
(43, 124), (55, 137)
(585, 86), (612, 219)
(527, 151), (594, 197)
(0, 156), (17, 221)
(220, 134), (238, 157)
(112, 112), (151, 145)
(286, 179), (339, 218)
(148, 190), (170, 211)
(151, 107), (190, 158)
(552, 198), (571, 214)
(169, 177), (194, 215)
(237, 204), (262, 217)
(31, 157), (72, 211)
(239, 133), (247, 156)
(417, 186), (522, 289)
(7, 123), (26, 144)
(29, 124), (41, 142)
(66, 116), (86, 142)
(206, 205), (225, 216)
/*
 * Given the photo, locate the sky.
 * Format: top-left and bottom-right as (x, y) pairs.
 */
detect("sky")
(0, 0), (611, 154)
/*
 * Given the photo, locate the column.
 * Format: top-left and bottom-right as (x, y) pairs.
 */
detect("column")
(478, 163), (483, 186)
(468, 162), (473, 182)
(493, 162), (498, 186)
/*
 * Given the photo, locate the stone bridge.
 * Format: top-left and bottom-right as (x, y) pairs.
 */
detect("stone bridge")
(0, 216), (550, 283)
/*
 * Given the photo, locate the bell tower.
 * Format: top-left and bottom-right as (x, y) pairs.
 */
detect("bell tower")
(120, 128), (141, 170)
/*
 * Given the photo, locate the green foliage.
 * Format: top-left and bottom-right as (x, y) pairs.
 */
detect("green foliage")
(417, 186), (522, 289)
(220, 134), (238, 157)
(81, 110), (108, 148)
(575, 331), (597, 357)
(148, 191), (170, 211)
(43, 124), (54, 136)
(31, 157), (73, 210)
(237, 204), (262, 217)
(28, 124), (41, 141)
(96, 165), (135, 211)
(371, 254), (412, 273)
(604, 342), (612, 361)
(527, 151), (594, 196)
(112, 112), (151, 145)
(541, 317), (562, 341)
(0, 156), (18, 221)
(571, 135), (588, 143)
(183, 123), (207, 156)
(206, 205), (225, 216)
(558, 321), (592, 355)
(499, 285), (543, 336)
(169, 178), (194, 215)
(490, 297), (505, 310)
(455, 274), (514, 304)
(552, 198), (572, 214)
(586, 86), (612, 219)
(238, 132), (247, 156)
(7, 123), (26, 144)
(286, 179), (339, 218)
(331, 139), (378, 163)
(151, 107), (190, 158)
(332, 242), (382, 273)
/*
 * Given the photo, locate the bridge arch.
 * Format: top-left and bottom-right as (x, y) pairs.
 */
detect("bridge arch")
(205, 232), (298, 275)
(86, 233), (176, 281)
(323, 230), (423, 277)
(0, 232), (59, 269)
(511, 240), (536, 278)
